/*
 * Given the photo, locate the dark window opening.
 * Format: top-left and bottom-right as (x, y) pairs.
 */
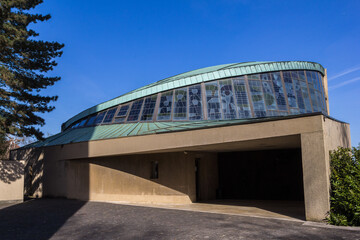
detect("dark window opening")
(150, 161), (159, 179)
(94, 111), (106, 125)
(86, 115), (97, 126)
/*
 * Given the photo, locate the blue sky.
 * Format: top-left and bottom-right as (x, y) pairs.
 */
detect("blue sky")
(32, 0), (360, 146)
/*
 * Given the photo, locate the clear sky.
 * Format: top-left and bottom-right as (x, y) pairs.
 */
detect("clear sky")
(31, 0), (360, 146)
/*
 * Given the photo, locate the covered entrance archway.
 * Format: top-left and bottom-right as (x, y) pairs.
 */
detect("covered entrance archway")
(194, 146), (306, 220)
(217, 149), (304, 201)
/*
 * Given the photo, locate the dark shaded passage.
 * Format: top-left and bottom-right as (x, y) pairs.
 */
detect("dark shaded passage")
(218, 149), (304, 201)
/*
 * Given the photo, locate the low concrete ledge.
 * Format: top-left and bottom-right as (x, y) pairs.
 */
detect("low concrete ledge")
(89, 194), (192, 205)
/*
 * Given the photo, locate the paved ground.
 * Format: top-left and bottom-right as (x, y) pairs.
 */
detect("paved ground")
(0, 199), (359, 240)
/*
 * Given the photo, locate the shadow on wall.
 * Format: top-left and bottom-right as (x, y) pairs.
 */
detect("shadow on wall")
(25, 155), (43, 198)
(86, 152), (197, 200)
(340, 123), (351, 148)
(10, 148), (43, 198)
(324, 117), (352, 148)
(0, 160), (23, 184)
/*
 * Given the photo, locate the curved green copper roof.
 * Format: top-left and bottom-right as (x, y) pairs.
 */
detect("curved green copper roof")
(63, 61), (325, 129)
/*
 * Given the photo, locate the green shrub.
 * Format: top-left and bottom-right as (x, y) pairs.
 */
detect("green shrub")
(328, 145), (360, 226)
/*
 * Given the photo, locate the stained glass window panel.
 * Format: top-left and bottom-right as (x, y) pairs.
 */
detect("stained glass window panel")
(189, 85), (203, 120)
(293, 80), (306, 113)
(291, 71), (299, 80)
(261, 79), (277, 111)
(309, 88), (319, 112)
(306, 71), (315, 89)
(315, 90), (323, 112)
(141, 95), (157, 121)
(118, 105), (130, 117)
(248, 80), (266, 117)
(114, 105), (130, 123)
(127, 99), (144, 122)
(271, 72), (287, 111)
(267, 110), (278, 116)
(298, 71), (306, 81)
(205, 82), (221, 120)
(300, 81), (312, 112)
(233, 78), (252, 118)
(248, 74), (260, 80)
(94, 111), (106, 125)
(306, 71), (319, 112)
(103, 108), (117, 123)
(260, 73), (271, 81)
(173, 88), (187, 120)
(315, 73), (325, 112)
(312, 72), (320, 91)
(157, 91), (173, 120)
(219, 80), (237, 119)
(290, 108), (300, 115)
(283, 72), (297, 108)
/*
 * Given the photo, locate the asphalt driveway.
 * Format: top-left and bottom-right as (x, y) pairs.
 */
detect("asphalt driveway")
(0, 199), (358, 240)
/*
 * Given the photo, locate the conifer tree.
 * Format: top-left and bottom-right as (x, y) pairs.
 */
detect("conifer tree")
(0, 0), (64, 140)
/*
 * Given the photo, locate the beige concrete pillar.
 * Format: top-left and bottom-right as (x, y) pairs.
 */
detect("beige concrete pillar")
(301, 131), (330, 221)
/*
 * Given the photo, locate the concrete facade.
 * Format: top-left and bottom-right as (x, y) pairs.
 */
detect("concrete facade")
(10, 114), (351, 221)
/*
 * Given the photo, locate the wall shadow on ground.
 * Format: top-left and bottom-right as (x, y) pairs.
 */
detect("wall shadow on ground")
(0, 198), (86, 240)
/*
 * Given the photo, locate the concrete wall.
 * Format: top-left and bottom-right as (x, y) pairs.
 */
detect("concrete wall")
(42, 152), (199, 204)
(0, 160), (24, 201)
(41, 151), (219, 204)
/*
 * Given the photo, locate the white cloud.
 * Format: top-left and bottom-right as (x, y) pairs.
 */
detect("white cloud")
(328, 65), (360, 81)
